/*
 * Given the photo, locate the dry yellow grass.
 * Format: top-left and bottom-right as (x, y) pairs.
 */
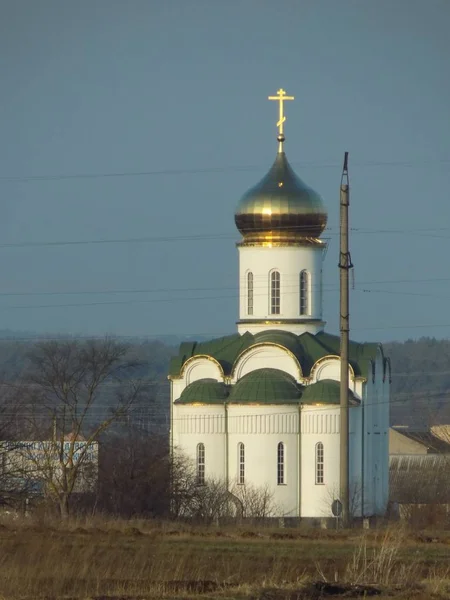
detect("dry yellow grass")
(0, 516), (449, 599)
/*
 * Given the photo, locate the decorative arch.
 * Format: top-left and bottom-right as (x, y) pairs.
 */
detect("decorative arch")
(232, 342), (303, 382)
(181, 354), (224, 385)
(309, 355), (356, 383)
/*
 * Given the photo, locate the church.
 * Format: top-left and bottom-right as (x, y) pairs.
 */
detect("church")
(169, 90), (390, 520)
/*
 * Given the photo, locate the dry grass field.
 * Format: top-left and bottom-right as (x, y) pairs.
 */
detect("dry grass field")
(0, 517), (449, 599)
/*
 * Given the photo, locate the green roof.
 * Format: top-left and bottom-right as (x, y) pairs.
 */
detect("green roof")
(174, 374), (358, 406)
(175, 379), (229, 404)
(301, 379), (358, 405)
(229, 368), (302, 404)
(254, 330), (303, 358)
(169, 329), (381, 379)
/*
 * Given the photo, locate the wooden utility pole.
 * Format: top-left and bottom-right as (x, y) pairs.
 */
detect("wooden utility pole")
(339, 152), (352, 526)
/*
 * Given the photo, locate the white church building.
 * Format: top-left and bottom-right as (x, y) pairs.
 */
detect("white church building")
(169, 90), (390, 520)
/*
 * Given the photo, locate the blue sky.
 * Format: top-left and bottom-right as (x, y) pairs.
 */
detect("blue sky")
(0, 0), (449, 342)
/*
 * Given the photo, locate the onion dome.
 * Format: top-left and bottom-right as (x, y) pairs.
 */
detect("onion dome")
(235, 152), (327, 245)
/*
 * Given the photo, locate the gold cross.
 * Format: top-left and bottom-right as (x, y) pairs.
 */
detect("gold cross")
(268, 88), (294, 151)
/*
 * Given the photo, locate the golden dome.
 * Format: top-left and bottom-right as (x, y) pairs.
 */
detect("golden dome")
(235, 152), (327, 246)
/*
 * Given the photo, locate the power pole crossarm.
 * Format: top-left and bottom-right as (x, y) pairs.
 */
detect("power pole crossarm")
(339, 151), (353, 527)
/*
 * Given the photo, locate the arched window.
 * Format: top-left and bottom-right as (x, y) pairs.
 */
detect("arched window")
(196, 443), (205, 485)
(277, 442), (285, 485)
(238, 442), (245, 484)
(315, 442), (324, 484)
(300, 270), (310, 315)
(270, 270), (281, 315)
(247, 272), (254, 315)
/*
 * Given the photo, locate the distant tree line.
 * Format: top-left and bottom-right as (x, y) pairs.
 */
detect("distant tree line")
(1, 334), (450, 519)
(0, 333), (448, 430)
(384, 337), (450, 428)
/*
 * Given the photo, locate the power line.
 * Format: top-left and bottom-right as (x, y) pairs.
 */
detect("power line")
(1, 157), (448, 184)
(4, 224), (450, 251)
(1, 313), (450, 342)
(0, 391), (447, 419)
(0, 285), (449, 311)
(0, 274), (448, 299)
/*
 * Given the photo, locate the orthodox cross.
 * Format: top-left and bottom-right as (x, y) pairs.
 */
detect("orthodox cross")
(268, 88), (294, 152)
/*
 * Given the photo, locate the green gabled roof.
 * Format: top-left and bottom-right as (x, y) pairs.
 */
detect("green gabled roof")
(315, 332), (380, 378)
(168, 329), (382, 380)
(301, 379), (358, 405)
(297, 331), (333, 374)
(229, 368), (302, 404)
(254, 330), (304, 362)
(175, 379), (229, 404)
(192, 332), (254, 374)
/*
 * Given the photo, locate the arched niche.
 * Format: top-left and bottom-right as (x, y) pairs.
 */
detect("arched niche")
(309, 355), (355, 385)
(181, 355), (224, 385)
(232, 343), (302, 383)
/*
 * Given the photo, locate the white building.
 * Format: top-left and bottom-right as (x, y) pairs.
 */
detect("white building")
(169, 90), (390, 520)
(1, 437), (98, 496)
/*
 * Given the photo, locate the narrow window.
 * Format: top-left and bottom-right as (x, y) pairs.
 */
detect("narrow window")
(300, 270), (310, 315)
(247, 272), (254, 315)
(238, 442), (245, 484)
(197, 443), (205, 485)
(316, 442), (324, 484)
(270, 271), (281, 315)
(277, 442), (285, 485)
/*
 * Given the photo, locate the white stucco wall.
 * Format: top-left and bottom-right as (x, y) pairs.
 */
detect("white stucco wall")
(237, 244), (325, 335)
(300, 406), (340, 517)
(359, 348), (390, 517)
(182, 356), (223, 385)
(227, 404), (300, 516)
(309, 356), (362, 398)
(172, 404), (227, 482)
(170, 348), (389, 519)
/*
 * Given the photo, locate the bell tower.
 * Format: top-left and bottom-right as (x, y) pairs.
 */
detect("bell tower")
(234, 89), (328, 336)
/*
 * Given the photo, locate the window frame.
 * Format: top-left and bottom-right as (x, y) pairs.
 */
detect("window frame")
(315, 441), (324, 485)
(247, 272), (254, 316)
(196, 442), (205, 486)
(270, 270), (281, 315)
(238, 442), (245, 485)
(277, 441), (285, 485)
(300, 270), (310, 316)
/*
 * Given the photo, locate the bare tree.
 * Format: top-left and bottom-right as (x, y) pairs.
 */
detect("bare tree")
(170, 449), (202, 519)
(97, 429), (170, 517)
(230, 482), (278, 519)
(190, 478), (231, 523)
(169, 450), (280, 523)
(20, 338), (143, 519)
(0, 384), (33, 508)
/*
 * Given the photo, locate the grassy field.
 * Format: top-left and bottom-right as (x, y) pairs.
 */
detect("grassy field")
(0, 518), (449, 599)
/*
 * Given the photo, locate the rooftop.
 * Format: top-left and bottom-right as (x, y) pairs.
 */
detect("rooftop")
(174, 371), (357, 406)
(169, 329), (384, 380)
